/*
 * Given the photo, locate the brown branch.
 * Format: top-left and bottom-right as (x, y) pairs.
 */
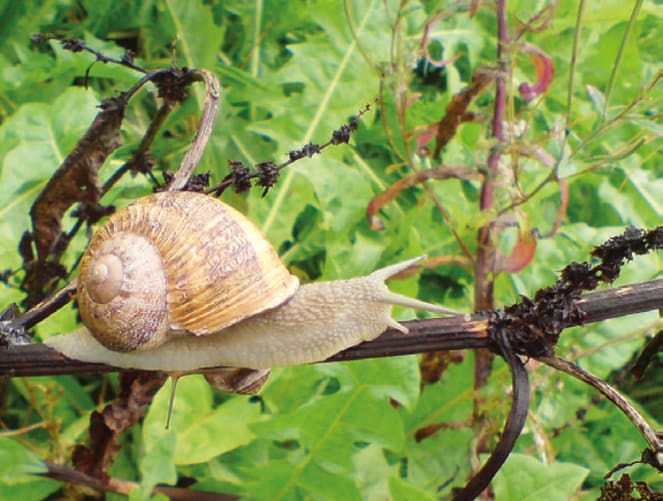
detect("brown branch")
(539, 355), (663, 462)
(44, 461), (238, 500)
(1, 279), (660, 377)
(165, 69), (220, 191)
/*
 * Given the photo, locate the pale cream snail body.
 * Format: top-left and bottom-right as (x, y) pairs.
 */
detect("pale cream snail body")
(45, 191), (460, 371)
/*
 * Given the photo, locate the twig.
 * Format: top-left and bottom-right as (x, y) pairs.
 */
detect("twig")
(43, 461), (238, 500)
(16, 280), (78, 331)
(166, 69), (220, 191)
(539, 355), (662, 467)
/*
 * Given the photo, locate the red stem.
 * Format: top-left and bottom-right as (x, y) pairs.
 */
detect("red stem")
(472, 0), (510, 463)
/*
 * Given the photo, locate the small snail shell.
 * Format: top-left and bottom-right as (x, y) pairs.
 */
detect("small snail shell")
(46, 192), (461, 370)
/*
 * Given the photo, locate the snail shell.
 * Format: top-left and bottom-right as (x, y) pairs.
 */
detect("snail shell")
(76, 191), (299, 352)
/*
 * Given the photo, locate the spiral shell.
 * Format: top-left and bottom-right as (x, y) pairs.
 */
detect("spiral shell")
(77, 191), (299, 352)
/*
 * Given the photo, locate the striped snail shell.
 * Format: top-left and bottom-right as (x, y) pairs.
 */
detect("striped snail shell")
(76, 191), (299, 352)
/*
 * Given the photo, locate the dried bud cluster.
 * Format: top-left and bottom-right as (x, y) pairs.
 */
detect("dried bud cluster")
(493, 226), (663, 358)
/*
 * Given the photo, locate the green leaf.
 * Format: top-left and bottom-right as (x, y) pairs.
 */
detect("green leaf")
(247, 458), (362, 501)
(249, 359), (419, 498)
(143, 376), (262, 467)
(0, 437), (47, 482)
(389, 475), (437, 501)
(493, 453), (589, 501)
(0, 437), (58, 500)
(0, 480), (61, 501)
(140, 429), (177, 488)
(158, 0), (224, 70)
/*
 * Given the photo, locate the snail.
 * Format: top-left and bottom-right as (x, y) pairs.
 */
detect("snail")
(45, 191), (462, 372)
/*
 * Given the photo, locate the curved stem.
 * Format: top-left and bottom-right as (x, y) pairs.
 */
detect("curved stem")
(454, 327), (530, 500)
(539, 355), (662, 463)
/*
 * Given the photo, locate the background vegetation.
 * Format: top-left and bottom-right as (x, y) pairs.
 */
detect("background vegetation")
(0, 0), (660, 499)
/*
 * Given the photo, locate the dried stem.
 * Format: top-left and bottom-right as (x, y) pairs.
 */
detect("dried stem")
(166, 69), (220, 191)
(2, 279), (661, 377)
(43, 461), (238, 500)
(539, 355), (662, 465)
(454, 328), (530, 500)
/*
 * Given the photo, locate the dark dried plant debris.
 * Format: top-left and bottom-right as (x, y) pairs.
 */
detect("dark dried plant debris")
(331, 118), (358, 145)
(127, 151), (155, 176)
(491, 226), (663, 358)
(433, 66), (495, 159)
(72, 372), (167, 482)
(641, 448), (663, 473)
(184, 172), (211, 193)
(70, 203), (116, 226)
(256, 161), (279, 196)
(162, 172), (211, 193)
(0, 270), (11, 285)
(599, 474), (663, 501)
(61, 37), (86, 52)
(227, 161), (252, 193)
(289, 142), (322, 161)
(152, 67), (194, 104)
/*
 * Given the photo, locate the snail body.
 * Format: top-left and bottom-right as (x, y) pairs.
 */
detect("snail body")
(45, 191), (460, 371)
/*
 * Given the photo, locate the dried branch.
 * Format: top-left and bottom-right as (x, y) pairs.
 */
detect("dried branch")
(43, 461), (238, 500)
(454, 327), (530, 501)
(209, 99), (376, 196)
(165, 69), (220, 191)
(540, 355), (663, 467)
(1, 279), (661, 377)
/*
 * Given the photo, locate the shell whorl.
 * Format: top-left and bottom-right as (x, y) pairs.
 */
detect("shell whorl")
(77, 191), (299, 352)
